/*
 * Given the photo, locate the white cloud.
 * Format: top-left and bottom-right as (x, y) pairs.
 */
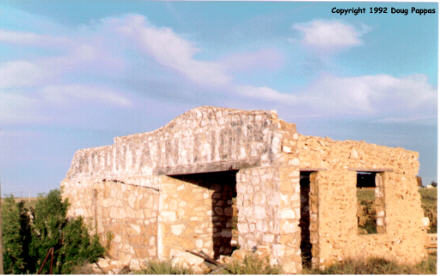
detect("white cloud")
(236, 85), (297, 104)
(0, 29), (70, 47)
(0, 61), (47, 88)
(375, 116), (437, 124)
(0, 83), (132, 124)
(108, 15), (230, 87)
(0, 92), (46, 123)
(0, 14), (434, 126)
(41, 84), (132, 107)
(292, 20), (368, 52)
(294, 74), (437, 119)
(221, 48), (284, 73)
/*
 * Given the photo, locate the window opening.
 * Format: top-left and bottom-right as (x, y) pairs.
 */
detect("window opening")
(356, 171), (385, 234)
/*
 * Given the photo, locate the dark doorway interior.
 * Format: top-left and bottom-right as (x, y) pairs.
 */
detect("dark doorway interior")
(170, 170), (237, 259)
(357, 171), (376, 188)
(300, 171), (312, 268)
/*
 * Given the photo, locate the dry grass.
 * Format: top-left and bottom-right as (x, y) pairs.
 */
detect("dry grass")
(303, 254), (437, 274)
(13, 197), (38, 209)
(217, 254), (281, 274)
(419, 188), (437, 233)
(135, 260), (193, 274)
(356, 188), (437, 233)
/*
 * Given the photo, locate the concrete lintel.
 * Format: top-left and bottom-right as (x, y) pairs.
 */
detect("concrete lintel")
(300, 167), (327, 172)
(348, 168), (393, 172)
(155, 158), (260, 175)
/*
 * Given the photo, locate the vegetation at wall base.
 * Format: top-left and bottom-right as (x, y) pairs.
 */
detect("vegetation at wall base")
(419, 188), (437, 233)
(136, 254), (435, 275)
(1, 189), (104, 274)
(303, 255), (437, 274)
(357, 188), (437, 233)
(136, 260), (193, 274)
(218, 254), (281, 274)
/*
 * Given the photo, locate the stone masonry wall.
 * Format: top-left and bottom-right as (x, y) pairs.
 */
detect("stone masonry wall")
(62, 106), (301, 271)
(235, 119), (302, 273)
(297, 135), (426, 268)
(65, 106), (282, 181)
(61, 176), (160, 270)
(158, 172), (236, 260)
(61, 106), (426, 274)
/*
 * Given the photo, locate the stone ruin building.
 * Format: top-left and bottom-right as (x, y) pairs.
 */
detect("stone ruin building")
(61, 106), (428, 273)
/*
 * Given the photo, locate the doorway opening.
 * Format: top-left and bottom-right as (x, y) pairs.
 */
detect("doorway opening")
(300, 171), (313, 268)
(170, 170), (238, 259)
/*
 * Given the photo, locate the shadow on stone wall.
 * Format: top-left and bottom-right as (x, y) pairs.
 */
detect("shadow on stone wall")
(170, 170), (238, 259)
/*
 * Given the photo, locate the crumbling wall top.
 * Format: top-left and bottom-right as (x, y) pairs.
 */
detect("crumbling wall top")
(297, 135), (419, 175)
(65, 106), (294, 180)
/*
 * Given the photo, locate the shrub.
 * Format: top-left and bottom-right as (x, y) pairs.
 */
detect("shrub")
(1, 189), (104, 274)
(1, 197), (31, 273)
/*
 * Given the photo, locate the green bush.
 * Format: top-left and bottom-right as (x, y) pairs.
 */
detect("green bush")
(1, 189), (104, 274)
(2, 197), (31, 273)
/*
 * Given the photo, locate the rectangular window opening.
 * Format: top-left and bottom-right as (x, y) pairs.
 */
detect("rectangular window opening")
(356, 171), (385, 235)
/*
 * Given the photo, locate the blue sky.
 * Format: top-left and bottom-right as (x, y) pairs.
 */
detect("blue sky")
(0, 1), (437, 195)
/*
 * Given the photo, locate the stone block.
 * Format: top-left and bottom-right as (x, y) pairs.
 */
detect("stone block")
(171, 224), (185, 235)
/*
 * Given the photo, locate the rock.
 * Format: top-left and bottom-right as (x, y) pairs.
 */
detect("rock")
(422, 217), (430, 228)
(118, 265), (131, 274)
(218, 255), (232, 264)
(171, 251), (206, 273)
(97, 258), (110, 269)
(231, 249), (247, 261)
(129, 259), (141, 271)
(171, 224), (185, 235)
(350, 148), (358, 159)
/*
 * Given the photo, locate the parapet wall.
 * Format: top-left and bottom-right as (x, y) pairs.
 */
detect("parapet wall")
(65, 106), (283, 181)
(296, 135), (426, 268)
(298, 135), (419, 174)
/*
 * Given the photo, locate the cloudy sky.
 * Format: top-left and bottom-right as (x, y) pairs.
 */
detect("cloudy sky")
(0, 1), (437, 195)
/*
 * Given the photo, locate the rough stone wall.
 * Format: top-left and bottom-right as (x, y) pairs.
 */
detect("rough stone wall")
(297, 135), (426, 268)
(236, 167), (280, 253)
(158, 172), (236, 260)
(65, 106), (282, 181)
(61, 176), (159, 270)
(62, 106), (302, 272)
(235, 119), (301, 273)
(61, 105), (426, 274)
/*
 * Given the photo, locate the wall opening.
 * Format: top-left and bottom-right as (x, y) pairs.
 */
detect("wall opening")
(300, 171), (313, 268)
(170, 170), (238, 259)
(356, 171), (385, 234)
